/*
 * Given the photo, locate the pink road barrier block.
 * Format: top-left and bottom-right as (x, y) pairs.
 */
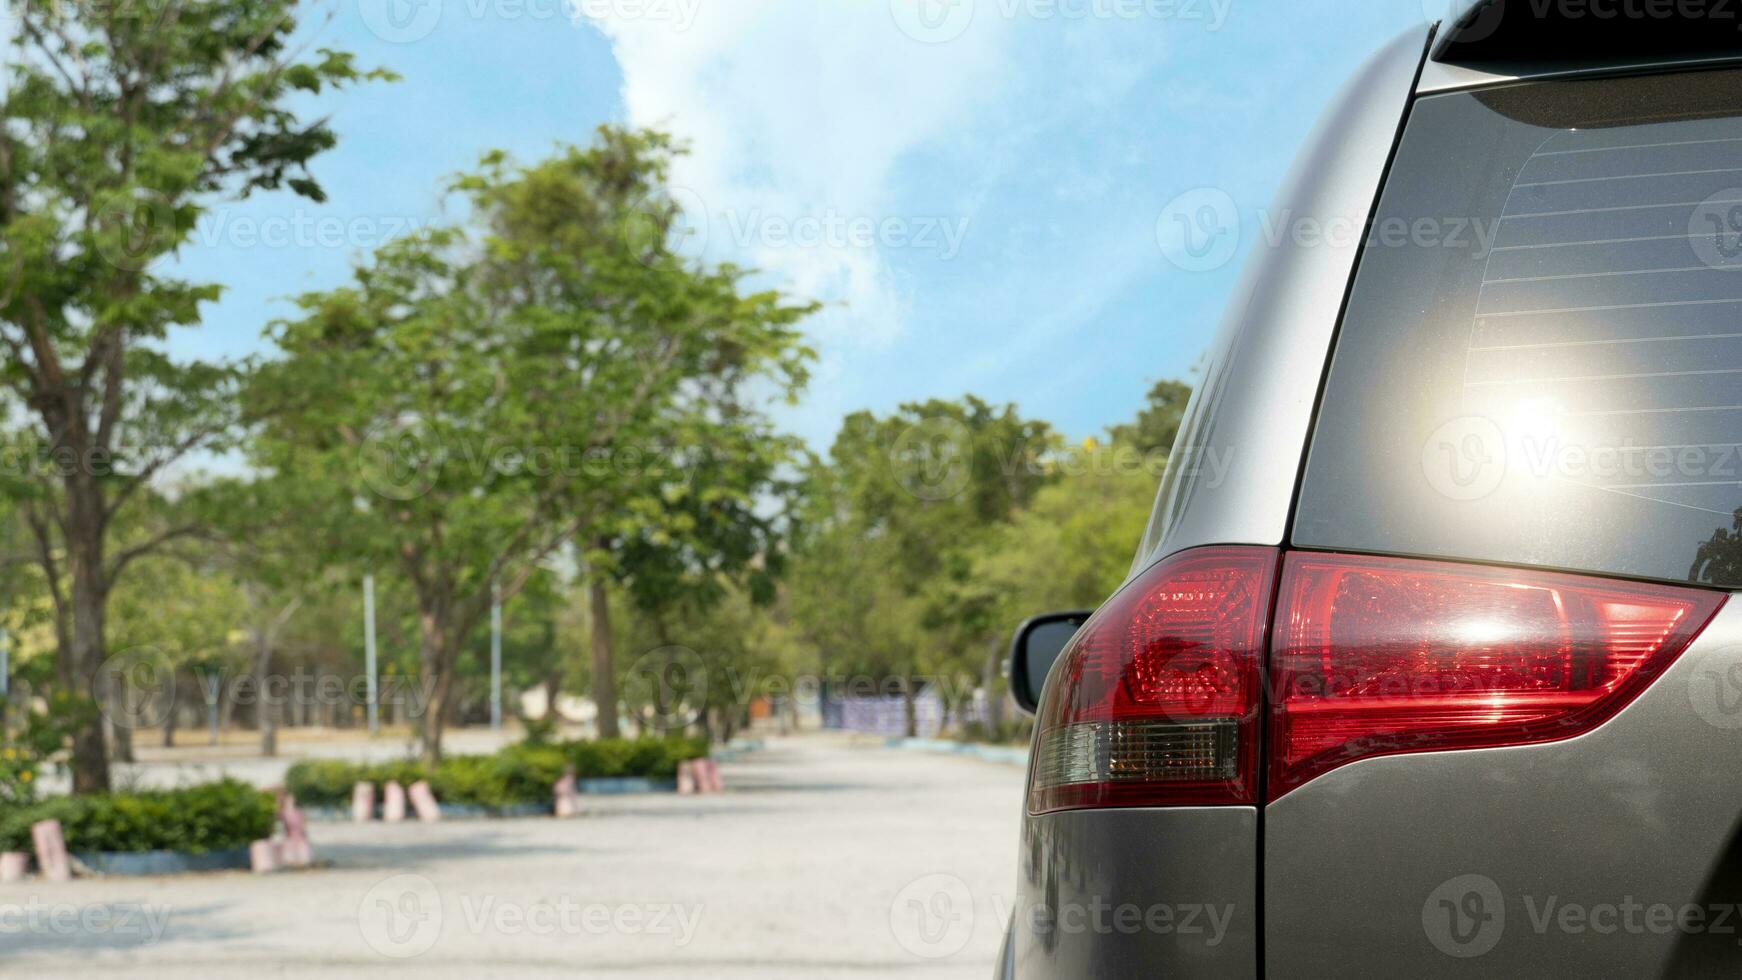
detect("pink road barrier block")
(280, 794), (308, 836)
(676, 760), (697, 796)
(352, 782), (377, 823)
(701, 758), (724, 793)
(408, 780), (441, 823)
(383, 781), (407, 823)
(554, 775), (579, 818)
(279, 796), (312, 868)
(249, 839), (279, 874)
(279, 837), (313, 868)
(31, 820), (69, 883)
(0, 852), (27, 883)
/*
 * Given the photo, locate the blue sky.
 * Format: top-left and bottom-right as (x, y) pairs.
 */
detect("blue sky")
(166, 0), (1429, 449)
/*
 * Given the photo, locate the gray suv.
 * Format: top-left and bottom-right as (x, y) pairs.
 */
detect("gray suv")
(1001, 6), (1742, 977)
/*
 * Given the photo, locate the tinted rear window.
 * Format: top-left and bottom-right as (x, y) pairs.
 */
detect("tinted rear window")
(1295, 68), (1742, 590)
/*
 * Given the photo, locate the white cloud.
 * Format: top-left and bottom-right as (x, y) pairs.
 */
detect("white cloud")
(580, 0), (1013, 355)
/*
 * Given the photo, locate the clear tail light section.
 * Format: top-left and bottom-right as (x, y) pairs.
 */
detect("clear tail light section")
(1027, 546), (1278, 814)
(1269, 552), (1727, 800)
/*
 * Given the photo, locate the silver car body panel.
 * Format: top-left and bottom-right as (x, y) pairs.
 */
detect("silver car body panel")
(1131, 26), (1430, 578)
(1012, 808), (1259, 978)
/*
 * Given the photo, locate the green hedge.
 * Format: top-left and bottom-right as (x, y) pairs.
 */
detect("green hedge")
(0, 780), (275, 855)
(285, 735), (710, 809)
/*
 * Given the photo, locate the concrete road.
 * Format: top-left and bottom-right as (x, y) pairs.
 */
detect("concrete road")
(0, 736), (1024, 978)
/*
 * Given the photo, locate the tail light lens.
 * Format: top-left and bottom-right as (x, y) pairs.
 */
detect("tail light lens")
(1269, 552), (1726, 800)
(1027, 546), (1278, 814)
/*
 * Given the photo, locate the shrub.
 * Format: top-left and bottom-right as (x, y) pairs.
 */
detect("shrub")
(427, 755), (506, 807)
(0, 780), (274, 855)
(365, 759), (429, 789)
(285, 759), (439, 808)
(283, 760), (363, 808)
(282, 736), (710, 810)
(564, 738), (631, 779)
(561, 736), (706, 780)
(492, 744), (567, 803)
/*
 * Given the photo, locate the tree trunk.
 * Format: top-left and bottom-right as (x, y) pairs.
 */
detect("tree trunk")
(589, 572), (619, 739)
(254, 627), (277, 758)
(543, 669), (563, 722)
(902, 676), (919, 738)
(161, 675), (178, 748)
(66, 505), (112, 794)
(205, 673), (222, 746)
(418, 602), (455, 764)
(981, 639), (1006, 733)
(107, 682), (135, 762)
(218, 675), (236, 735)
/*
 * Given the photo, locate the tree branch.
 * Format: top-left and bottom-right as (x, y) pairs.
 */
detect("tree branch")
(105, 523), (208, 582)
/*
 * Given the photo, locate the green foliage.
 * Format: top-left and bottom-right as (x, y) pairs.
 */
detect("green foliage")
(0, 780), (274, 855)
(251, 128), (817, 760)
(283, 736), (707, 808)
(789, 396), (1057, 698)
(278, 760), (362, 810)
(0, 0), (389, 792)
(0, 692), (94, 806)
(1106, 379), (1193, 456)
(971, 451), (1160, 621)
(519, 714), (559, 747)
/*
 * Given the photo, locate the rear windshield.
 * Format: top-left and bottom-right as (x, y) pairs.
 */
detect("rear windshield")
(1295, 68), (1742, 590)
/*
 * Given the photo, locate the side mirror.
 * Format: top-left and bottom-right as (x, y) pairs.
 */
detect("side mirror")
(1009, 611), (1093, 715)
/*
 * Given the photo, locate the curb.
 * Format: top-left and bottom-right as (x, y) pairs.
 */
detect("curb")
(73, 847), (253, 877)
(882, 737), (1030, 767)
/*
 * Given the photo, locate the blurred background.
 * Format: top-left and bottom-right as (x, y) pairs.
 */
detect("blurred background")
(0, 1), (1425, 976)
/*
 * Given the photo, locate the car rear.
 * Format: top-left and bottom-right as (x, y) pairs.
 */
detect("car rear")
(1006, 9), (1742, 978)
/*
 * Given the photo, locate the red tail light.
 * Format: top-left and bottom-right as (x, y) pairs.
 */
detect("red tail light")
(1027, 546), (1278, 814)
(1269, 552), (1726, 800)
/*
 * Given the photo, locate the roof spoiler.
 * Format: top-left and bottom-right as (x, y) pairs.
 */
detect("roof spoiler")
(1433, 0), (1742, 68)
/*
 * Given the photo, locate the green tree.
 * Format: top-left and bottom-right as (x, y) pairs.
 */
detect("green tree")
(1108, 378), (1193, 455)
(107, 542), (246, 751)
(0, 0), (387, 791)
(790, 397), (1055, 735)
(253, 130), (813, 760)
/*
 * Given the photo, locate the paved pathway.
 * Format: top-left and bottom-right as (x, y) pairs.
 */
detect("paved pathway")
(0, 735), (1024, 979)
